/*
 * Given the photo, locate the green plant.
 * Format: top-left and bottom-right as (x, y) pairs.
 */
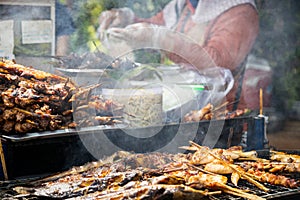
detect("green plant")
(70, 0), (171, 55)
(253, 0), (300, 112)
(70, 0), (104, 53)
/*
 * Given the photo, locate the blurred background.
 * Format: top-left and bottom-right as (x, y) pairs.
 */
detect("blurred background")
(69, 0), (300, 123)
(67, 0), (300, 149)
(65, 0), (300, 119)
(1, 0), (299, 148)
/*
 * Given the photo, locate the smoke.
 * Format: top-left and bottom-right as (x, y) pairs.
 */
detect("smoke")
(252, 0), (300, 115)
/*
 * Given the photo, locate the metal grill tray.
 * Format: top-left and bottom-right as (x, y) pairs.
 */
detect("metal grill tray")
(211, 181), (300, 200)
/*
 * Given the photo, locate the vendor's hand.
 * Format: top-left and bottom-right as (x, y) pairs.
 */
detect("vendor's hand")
(106, 23), (164, 49)
(98, 8), (134, 41)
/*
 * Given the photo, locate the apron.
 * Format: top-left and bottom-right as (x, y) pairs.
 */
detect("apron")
(161, 4), (209, 65)
(174, 5), (207, 47)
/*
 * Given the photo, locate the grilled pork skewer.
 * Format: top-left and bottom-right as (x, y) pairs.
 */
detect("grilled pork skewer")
(188, 141), (269, 192)
(270, 150), (300, 163)
(0, 59), (124, 134)
(238, 161), (300, 173)
(0, 59), (67, 82)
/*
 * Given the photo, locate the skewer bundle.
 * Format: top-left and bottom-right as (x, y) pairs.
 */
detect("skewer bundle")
(0, 59), (123, 135)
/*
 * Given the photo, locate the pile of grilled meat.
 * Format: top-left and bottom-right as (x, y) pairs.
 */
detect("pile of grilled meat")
(183, 102), (250, 122)
(0, 57), (254, 135)
(0, 59), (123, 135)
(51, 52), (114, 69)
(4, 142), (299, 200)
(51, 51), (136, 70)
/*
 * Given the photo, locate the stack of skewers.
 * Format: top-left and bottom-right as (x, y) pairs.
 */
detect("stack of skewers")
(0, 59), (123, 135)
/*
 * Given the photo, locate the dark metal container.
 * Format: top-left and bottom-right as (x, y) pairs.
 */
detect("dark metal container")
(0, 116), (262, 180)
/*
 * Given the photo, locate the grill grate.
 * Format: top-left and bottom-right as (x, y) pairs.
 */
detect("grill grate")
(207, 180), (300, 200)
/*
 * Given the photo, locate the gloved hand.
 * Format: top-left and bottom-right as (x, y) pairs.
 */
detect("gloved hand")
(106, 23), (214, 71)
(98, 7), (134, 41)
(106, 22), (168, 49)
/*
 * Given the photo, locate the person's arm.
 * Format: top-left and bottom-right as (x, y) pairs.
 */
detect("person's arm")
(106, 4), (258, 71)
(166, 4), (259, 71)
(98, 0), (179, 35)
(134, 11), (165, 26)
(202, 4), (259, 71)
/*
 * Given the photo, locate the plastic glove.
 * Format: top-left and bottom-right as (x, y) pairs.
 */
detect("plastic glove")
(106, 23), (167, 49)
(98, 7), (134, 41)
(107, 23), (215, 71)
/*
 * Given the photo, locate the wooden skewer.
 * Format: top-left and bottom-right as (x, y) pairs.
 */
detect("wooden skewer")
(0, 139), (8, 180)
(187, 163), (218, 176)
(191, 143), (270, 192)
(212, 100), (240, 112)
(207, 151), (269, 192)
(213, 101), (229, 111)
(259, 88), (263, 116)
(222, 187), (266, 200)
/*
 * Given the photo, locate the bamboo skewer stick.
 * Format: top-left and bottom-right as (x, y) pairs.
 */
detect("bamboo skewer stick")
(0, 139), (8, 180)
(259, 88), (263, 116)
(212, 100), (240, 112)
(189, 141), (269, 192)
(213, 101), (229, 111)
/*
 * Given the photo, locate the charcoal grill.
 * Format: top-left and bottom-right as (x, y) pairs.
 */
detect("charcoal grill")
(0, 116), (264, 180)
(0, 181), (299, 200)
(0, 148), (299, 200)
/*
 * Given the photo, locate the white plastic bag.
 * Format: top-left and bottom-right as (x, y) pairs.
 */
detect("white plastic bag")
(164, 65), (234, 122)
(194, 66), (234, 108)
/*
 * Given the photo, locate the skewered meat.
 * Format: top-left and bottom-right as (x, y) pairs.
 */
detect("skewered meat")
(51, 52), (114, 69)
(270, 150), (300, 163)
(238, 161), (300, 173)
(0, 60), (67, 82)
(246, 168), (298, 188)
(0, 59), (123, 135)
(11, 152), (262, 200)
(183, 103), (213, 122)
(184, 141), (299, 190)
(9, 144), (300, 200)
(204, 162), (233, 174)
(183, 101), (250, 122)
(50, 51), (136, 70)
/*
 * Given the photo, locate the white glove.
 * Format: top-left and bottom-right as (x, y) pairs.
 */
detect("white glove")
(106, 23), (168, 49)
(106, 23), (214, 71)
(98, 7), (134, 41)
